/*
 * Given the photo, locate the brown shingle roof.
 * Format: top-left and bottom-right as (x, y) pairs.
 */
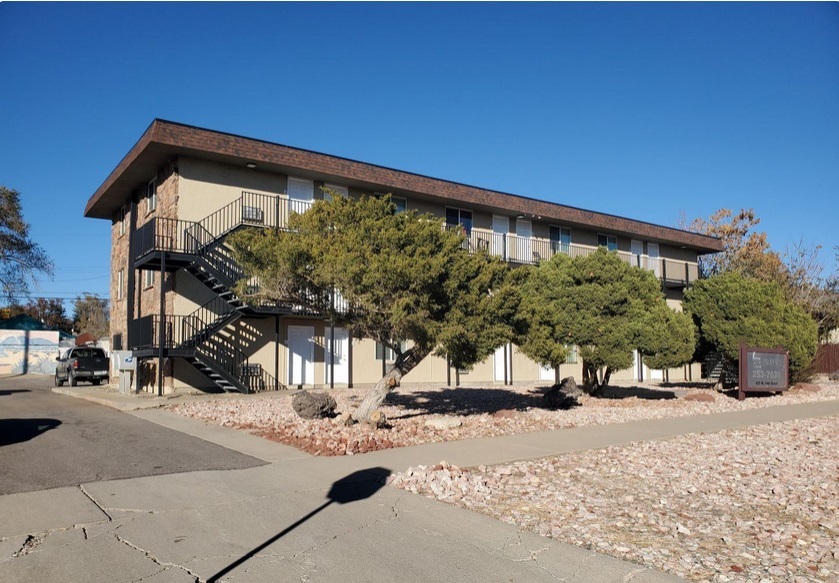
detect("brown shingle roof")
(85, 119), (723, 253)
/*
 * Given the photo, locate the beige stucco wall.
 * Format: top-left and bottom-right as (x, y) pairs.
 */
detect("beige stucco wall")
(177, 157), (287, 223)
(121, 157), (710, 393)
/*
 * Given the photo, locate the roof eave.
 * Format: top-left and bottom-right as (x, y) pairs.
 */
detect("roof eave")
(84, 119), (724, 254)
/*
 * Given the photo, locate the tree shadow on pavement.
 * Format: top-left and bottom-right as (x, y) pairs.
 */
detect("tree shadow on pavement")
(385, 387), (547, 419)
(0, 389), (31, 396)
(206, 467), (391, 583)
(0, 418), (61, 446)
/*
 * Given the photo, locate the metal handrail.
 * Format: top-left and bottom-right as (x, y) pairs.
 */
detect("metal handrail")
(134, 217), (200, 259)
(461, 229), (697, 280)
(179, 296), (237, 348)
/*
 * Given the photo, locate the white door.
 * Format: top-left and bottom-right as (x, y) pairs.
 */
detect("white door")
(647, 242), (660, 277)
(491, 215), (509, 260)
(325, 327), (349, 385)
(633, 350), (642, 382)
(288, 325), (314, 386)
(631, 240), (643, 269)
(539, 364), (555, 382)
(494, 345), (507, 382)
(287, 177), (314, 216)
(515, 219), (532, 263)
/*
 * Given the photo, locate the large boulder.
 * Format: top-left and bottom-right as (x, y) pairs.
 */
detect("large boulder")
(292, 391), (337, 419)
(543, 376), (581, 409)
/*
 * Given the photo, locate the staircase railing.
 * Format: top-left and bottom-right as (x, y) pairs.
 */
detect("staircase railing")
(187, 192), (313, 251)
(196, 333), (281, 392)
(180, 296), (238, 348)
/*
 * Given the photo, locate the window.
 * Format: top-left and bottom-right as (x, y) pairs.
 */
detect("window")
(565, 344), (578, 364)
(550, 226), (571, 254)
(143, 269), (155, 289)
(445, 207), (473, 235)
(375, 340), (407, 362)
(117, 270), (124, 300)
(323, 183), (349, 201)
(598, 234), (617, 251)
(146, 179), (157, 213)
(117, 206), (126, 237)
(374, 193), (407, 214)
(113, 333), (123, 351)
(392, 196), (407, 214)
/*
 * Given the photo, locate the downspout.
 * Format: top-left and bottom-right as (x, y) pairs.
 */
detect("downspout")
(157, 251), (165, 397)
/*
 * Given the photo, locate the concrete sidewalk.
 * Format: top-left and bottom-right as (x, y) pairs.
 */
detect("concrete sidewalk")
(3, 389), (836, 583)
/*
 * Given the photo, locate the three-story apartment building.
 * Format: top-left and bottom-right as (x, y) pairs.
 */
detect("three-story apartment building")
(85, 120), (722, 395)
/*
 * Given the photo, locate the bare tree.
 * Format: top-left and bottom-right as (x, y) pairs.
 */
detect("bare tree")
(0, 186), (53, 302)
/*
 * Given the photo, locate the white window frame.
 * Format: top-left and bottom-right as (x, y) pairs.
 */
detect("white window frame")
(375, 340), (407, 362)
(445, 207), (473, 235)
(565, 344), (578, 364)
(597, 233), (617, 251)
(550, 226), (571, 254)
(391, 196), (408, 214)
(117, 206), (126, 237)
(146, 179), (157, 214)
(117, 270), (124, 300)
(143, 269), (155, 289)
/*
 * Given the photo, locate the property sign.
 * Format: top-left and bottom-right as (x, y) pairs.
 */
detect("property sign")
(738, 344), (789, 400)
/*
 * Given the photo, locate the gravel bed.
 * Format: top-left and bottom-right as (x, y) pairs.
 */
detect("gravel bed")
(166, 380), (839, 457)
(389, 416), (839, 582)
(167, 381), (839, 580)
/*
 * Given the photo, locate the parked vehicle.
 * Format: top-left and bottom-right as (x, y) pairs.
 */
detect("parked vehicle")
(54, 347), (110, 387)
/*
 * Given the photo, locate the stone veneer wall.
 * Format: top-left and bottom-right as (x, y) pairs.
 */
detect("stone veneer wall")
(110, 196), (129, 377)
(109, 158), (180, 393)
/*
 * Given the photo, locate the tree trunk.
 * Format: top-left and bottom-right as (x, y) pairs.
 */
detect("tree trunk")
(581, 360), (598, 394)
(601, 366), (612, 388)
(581, 361), (609, 397)
(353, 345), (432, 422)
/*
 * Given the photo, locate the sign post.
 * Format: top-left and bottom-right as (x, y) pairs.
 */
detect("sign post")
(738, 344), (789, 401)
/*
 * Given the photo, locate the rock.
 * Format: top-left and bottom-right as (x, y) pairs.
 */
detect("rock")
(493, 409), (517, 419)
(559, 376), (583, 397)
(684, 391), (715, 402)
(543, 376), (581, 409)
(425, 417), (462, 430)
(829, 370), (839, 381)
(291, 391), (337, 419)
(792, 383), (821, 393)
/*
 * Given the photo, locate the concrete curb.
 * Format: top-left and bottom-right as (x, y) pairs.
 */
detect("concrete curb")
(51, 387), (166, 411)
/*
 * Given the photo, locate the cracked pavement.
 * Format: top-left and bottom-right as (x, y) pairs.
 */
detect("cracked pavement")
(1, 407), (684, 583)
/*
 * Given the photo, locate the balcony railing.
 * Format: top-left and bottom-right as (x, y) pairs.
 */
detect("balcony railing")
(134, 193), (698, 288)
(134, 218), (200, 259)
(462, 230), (698, 285)
(134, 194), (315, 259)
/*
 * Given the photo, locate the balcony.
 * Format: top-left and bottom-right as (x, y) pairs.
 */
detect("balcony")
(463, 230), (698, 287)
(133, 193), (315, 266)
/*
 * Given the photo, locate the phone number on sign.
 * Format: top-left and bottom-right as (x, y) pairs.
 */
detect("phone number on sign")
(751, 369), (782, 380)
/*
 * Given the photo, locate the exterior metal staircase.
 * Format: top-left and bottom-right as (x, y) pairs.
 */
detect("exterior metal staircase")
(131, 192), (309, 393)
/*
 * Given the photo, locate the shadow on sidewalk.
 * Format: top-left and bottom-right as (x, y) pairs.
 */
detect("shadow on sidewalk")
(207, 466), (391, 583)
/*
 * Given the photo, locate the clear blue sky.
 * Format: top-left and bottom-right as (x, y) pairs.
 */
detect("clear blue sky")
(1, 3), (837, 312)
